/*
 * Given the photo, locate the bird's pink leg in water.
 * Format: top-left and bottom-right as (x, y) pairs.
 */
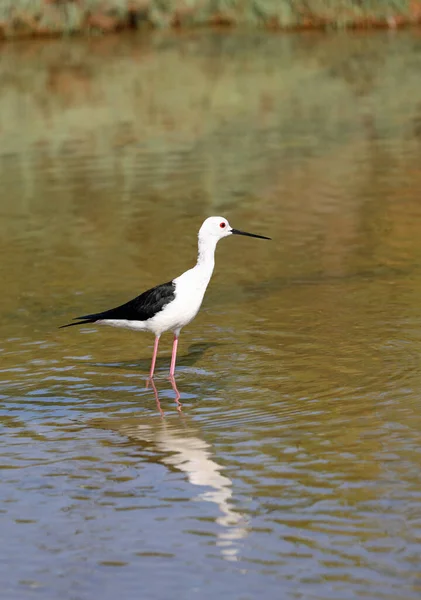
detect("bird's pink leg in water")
(149, 336), (160, 379)
(169, 335), (179, 378)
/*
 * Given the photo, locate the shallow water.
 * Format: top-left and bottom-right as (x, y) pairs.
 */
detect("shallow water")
(1, 30), (421, 599)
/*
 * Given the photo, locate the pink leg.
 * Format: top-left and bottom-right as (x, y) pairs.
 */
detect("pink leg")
(169, 335), (179, 377)
(149, 336), (160, 379)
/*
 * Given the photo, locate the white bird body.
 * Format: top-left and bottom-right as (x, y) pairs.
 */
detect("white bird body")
(97, 234), (216, 335)
(61, 216), (270, 377)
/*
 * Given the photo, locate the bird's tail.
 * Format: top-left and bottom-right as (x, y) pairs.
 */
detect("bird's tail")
(59, 315), (98, 329)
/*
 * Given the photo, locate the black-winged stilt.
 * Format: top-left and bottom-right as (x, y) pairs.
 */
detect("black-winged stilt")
(60, 216), (270, 378)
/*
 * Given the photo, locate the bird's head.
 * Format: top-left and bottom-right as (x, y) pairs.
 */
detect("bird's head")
(198, 216), (271, 242)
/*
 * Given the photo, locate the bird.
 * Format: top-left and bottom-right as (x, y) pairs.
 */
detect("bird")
(60, 216), (270, 378)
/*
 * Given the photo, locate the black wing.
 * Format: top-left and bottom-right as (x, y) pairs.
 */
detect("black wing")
(60, 281), (176, 329)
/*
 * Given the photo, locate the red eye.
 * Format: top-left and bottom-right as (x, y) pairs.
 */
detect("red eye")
(220, 222), (226, 228)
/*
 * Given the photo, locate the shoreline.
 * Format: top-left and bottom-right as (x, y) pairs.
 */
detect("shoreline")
(0, 1), (421, 40)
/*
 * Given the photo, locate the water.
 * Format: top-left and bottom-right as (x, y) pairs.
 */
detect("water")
(1, 30), (421, 599)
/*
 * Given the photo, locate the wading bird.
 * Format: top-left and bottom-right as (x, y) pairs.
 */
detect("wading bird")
(60, 216), (270, 378)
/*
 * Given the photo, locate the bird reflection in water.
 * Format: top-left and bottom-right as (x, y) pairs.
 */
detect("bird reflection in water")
(147, 376), (182, 416)
(157, 425), (249, 562)
(110, 388), (249, 561)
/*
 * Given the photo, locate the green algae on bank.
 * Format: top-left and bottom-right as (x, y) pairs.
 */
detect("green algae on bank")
(0, 0), (421, 38)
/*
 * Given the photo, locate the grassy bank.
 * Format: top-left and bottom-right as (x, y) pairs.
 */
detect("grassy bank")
(0, 1), (420, 38)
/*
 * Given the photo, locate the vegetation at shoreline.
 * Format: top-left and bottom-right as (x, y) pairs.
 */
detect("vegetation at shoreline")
(0, 0), (420, 38)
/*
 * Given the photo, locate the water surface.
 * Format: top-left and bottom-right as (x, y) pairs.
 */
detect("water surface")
(1, 30), (421, 600)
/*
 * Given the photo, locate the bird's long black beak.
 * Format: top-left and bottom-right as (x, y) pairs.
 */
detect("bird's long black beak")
(230, 228), (271, 240)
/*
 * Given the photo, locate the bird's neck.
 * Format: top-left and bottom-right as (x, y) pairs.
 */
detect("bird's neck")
(195, 236), (217, 280)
